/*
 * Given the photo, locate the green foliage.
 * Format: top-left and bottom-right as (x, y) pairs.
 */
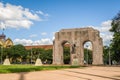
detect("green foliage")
(63, 47), (70, 64)
(110, 12), (120, 63)
(29, 48), (53, 64)
(1, 44), (53, 64)
(103, 46), (109, 64)
(10, 44), (27, 63)
(39, 48), (52, 64)
(84, 48), (92, 64)
(0, 44), (28, 63)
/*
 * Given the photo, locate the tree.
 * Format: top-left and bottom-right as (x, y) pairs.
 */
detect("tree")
(63, 47), (70, 64)
(10, 44), (27, 63)
(27, 48), (53, 64)
(38, 48), (52, 64)
(103, 46), (111, 64)
(84, 48), (92, 64)
(40, 49), (52, 64)
(110, 11), (120, 63)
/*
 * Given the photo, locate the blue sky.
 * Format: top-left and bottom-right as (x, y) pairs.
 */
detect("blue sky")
(0, 0), (120, 46)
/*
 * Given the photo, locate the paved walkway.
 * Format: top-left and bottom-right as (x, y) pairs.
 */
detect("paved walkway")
(0, 66), (120, 80)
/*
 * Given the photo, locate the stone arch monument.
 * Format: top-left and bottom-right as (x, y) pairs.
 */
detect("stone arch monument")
(53, 27), (103, 65)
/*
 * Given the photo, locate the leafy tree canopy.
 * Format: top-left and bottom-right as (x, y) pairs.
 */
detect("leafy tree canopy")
(110, 11), (120, 62)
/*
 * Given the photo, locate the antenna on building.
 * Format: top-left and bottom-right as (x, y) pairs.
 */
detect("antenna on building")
(2, 27), (5, 33)
(0, 22), (6, 40)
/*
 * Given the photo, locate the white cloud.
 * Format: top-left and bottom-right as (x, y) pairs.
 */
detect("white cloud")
(98, 20), (113, 46)
(29, 34), (37, 38)
(23, 8), (40, 20)
(33, 38), (52, 45)
(89, 20), (113, 46)
(100, 20), (112, 32)
(52, 36), (55, 40)
(36, 10), (49, 17)
(41, 32), (47, 36)
(0, 22), (5, 29)
(5, 20), (33, 29)
(14, 38), (53, 46)
(14, 39), (33, 46)
(13, 19), (112, 46)
(100, 33), (113, 46)
(0, 2), (45, 29)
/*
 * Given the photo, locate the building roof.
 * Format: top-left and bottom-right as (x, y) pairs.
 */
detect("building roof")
(0, 32), (6, 41)
(25, 44), (70, 50)
(25, 45), (53, 50)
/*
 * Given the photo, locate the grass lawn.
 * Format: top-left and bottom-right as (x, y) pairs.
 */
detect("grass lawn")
(0, 65), (81, 73)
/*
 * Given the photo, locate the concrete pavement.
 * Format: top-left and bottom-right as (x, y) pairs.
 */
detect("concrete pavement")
(0, 66), (120, 80)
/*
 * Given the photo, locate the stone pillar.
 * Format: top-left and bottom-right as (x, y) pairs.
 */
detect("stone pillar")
(92, 38), (103, 65)
(53, 40), (63, 65)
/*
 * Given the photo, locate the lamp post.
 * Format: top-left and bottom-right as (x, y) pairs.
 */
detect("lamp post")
(0, 46), (2, 64)
(108, 40), (112, 65)
(31, 44), (32, 64)
(0, 46), (3, 64)
(108, 47), (111, 65)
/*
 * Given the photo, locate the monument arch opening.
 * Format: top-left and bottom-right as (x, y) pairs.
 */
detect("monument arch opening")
(83, 41), (93, 65)
(53, 27), (103, 65)
(62, 41), (71, 64)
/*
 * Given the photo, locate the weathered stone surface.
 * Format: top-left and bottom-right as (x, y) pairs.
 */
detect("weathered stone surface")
(53, 27), (103, 65)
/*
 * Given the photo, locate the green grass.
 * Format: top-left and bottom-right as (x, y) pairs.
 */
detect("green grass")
(0, 65), (81, 73)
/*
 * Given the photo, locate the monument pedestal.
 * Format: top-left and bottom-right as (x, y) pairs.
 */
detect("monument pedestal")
(72, 58), (79, 66)
(3, 58), (11, 65)
(35, 58), (43, 66)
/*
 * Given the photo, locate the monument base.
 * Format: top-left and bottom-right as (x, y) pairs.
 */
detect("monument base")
(35, 58), (43, 66)
(72, 58), (79, 66)
(3, 58), (11, 65)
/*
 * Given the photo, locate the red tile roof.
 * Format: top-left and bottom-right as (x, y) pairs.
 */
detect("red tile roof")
(25, 45), (53, 50)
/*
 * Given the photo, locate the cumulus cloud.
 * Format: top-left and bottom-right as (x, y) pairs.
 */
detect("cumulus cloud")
(99, 20), (112, 32)
(36, 11), (49, 17)
(89, 20), (113, 45)
(13, 20), (112, 46)
(0, 2), (47, 29)
(99, 20), (113, 45)
(14, 38), (52, 46)
(41, 32), (47, 36)
(14, 39), (33, 46)
(0, 22), (5, 29)
(33, 38), (52, 45)
(29, 34), (37, 38)
(100, 33), (113, 45)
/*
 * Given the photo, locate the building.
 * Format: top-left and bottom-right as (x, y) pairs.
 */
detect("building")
(25, 45), (53, 50)
(0, 32), (13, 48)
(24, 43), (70, 50)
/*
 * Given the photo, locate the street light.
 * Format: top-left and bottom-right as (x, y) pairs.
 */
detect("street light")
(108, 40), (112, 65)
(31, 44), (32, 64)
(0, 46), (1, 64)
(108, 47), (111, 65)
(0, 46), (3, 64)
